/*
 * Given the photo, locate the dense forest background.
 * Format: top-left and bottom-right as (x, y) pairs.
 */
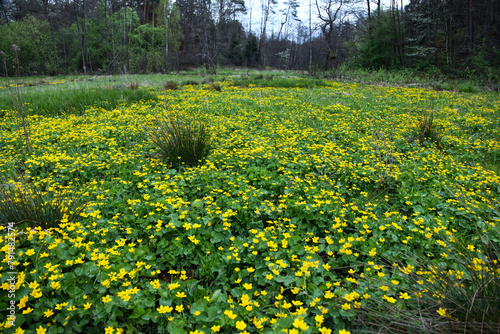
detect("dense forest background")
(0, 0), (499, 79)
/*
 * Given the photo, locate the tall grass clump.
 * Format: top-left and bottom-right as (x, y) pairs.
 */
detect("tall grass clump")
(0, 174), (88, 229)
(355, 226), (500, 334)
(163, 80), (179, 90)
(144, 112), (212, 169)
(407, 110), (443, 150)
(128, 81), (140, 90)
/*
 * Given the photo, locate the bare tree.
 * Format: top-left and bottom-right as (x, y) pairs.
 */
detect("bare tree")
(259, 0), (277, 67)
(315, 0), (345, 69)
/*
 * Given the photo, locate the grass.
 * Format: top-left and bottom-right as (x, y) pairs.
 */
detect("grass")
(355, 225), (500, 334)
(0, 74), (498, 334)
(231, 76), (329, 88)
(0, 164), (88, 229)
(0, 84), (158, 116)
(143, 111), (212, 169)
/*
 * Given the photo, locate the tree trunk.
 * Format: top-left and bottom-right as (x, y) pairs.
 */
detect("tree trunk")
(74, 0), (87, 74)
(468, 0), (473, 54)
(104, 0), (110, 67)
(83, 0), (92, 72)
(43, 0), (59, 74)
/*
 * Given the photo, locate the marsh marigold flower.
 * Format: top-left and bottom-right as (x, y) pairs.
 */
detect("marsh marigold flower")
(292, 317), (309, 330)
(235, 321), (247, 330)
(157, 305), (173, 313)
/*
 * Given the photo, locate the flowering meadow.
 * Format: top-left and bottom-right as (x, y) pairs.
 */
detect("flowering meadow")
(0, 78), (499, 333)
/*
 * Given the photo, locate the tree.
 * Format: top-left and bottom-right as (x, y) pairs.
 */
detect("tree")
(176, 0), (215, 70)
(349, 10), (403, 69)
(156, 0), (183, 70)
(315, 0), (346, 69)
(214, 0), (246, 66)
(245, 33), (260, 67)
(259, 0), (277, 67)
(0, 15), (57, 75)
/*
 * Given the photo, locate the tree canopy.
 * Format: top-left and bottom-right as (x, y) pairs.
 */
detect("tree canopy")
(0, 0), (498, 78)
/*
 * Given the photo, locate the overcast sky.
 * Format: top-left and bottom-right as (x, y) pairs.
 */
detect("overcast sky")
(243, 0), (411, 37)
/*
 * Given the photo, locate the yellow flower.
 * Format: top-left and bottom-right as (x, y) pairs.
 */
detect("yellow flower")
(105, 327), (114, 334)
(175, 305), (184, 312)
(211, 325), (221, 332)
(157, 305), (173, 313)
(22, 307), (33, 314)
(292, 317), (309, 330)
(339, 330), (351, 334)
(319, 328), (332, 334)
(383, 295), (397, 303)
(224, 309), (237, 319)
(84, 302), (92, 310)
(26, 249), (35, 256)
(296, 306), (308, 315)
(235, 321), (247, 331)
(169, 282), (180, 290)
(50, 281), (61, 290)
(36, 325), (47, 334)
(399, 292), (411, 299)
(102, 295), (112, 303)
(44, 309), (54, 317)
(176, 291), (186, 298)
(18, 295), (28, 309)
(150, 279), (160, 289)
(437, 307), (447, 317)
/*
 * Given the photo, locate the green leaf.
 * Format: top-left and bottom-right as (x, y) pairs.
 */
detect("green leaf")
(192, 199), (204, 208)
(210, 231), (224, 243)
(167, 323), (188, 334)
(130, 307), (146, 319)
(190, 299), (208, 314)
(210, 289), (223, 302)
(277, 317), (294, 328)
(206, 306), (220, 321)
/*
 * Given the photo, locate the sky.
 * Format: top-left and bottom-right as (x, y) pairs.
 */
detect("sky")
(243, 0), (411, 37)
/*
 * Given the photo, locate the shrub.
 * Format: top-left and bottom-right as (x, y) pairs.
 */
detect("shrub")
(144, 112), (211, 169)
(0, 177), (88, 229)
(458, 81), (479, 93)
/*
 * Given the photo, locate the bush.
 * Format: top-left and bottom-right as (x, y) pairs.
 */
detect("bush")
(457, 81), (479, 93)
(144, 112), (211, 169)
